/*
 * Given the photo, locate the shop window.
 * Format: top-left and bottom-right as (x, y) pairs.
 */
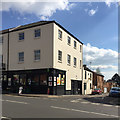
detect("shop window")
(40, 74), (47, 85)
(13, 75), (19, 86)
(32, 75), (39, 85)
(57, 74), (65, 86)
(20, 74), (26, 85)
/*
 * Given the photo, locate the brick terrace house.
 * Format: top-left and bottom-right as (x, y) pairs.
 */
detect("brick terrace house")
(92, 72), (104, 92)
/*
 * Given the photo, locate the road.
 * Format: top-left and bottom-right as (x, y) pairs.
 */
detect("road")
(1, 94), (120, 119)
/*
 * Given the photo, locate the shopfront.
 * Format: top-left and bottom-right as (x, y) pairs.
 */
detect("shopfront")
(2, 68), (66, 95)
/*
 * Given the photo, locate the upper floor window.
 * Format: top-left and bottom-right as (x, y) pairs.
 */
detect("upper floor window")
(34, 50), (40, 61)
(73, 57), (77, 67)
(58, 50), (62, 62)
(74, 41), (77, 49)
(58, 30), (62, 39)
(18, 52), (24, 62)
(35, 29), (40, 38)
(85, 71), (87, 79)
(80, 45), (82, 52)
(19, 32), (24, 40)
(67, 54), (71, 65)
(0, 36), (3, 44)
(80, 60), (82, 68)
(67, 36), (71, 45)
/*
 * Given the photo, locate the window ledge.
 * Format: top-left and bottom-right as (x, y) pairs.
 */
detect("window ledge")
(34, 60), (40, 62)
(73, 65), (76, 68)
(58, 60), (62, 63)
(58, 38), (62, 41)
(18, 40), (24, 42)
(18, 61), (24, 64)
(67, 43), (71, 46)
(67, 63), (71, 66)
(34, 36), (40, 39)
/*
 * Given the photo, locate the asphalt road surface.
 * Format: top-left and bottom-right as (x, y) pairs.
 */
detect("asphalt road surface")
(1, 94), (120, 119)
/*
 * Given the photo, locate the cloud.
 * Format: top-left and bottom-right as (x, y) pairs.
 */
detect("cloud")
(105, 0), (119, 7)
(83, 43), (118, 65)
(83, 43), (118, 79)
(1, 0), (75, 20)
(88, 7), (98, 16)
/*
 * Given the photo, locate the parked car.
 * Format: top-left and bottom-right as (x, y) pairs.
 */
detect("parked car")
(92, 88), (102, 95)
(109, 87), (120, 97)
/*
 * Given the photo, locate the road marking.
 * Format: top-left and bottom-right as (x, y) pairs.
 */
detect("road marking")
(70, 98), (81, 103)
(102, 104), (113, 107)
(70, 100), (79, 103)
(91, 103), (100, 105)
(115, 106), (120, 108)
(81, 102), (90, 104)
(51, 106), (119, 118)
(1, 116), (11, 120)
(2, 99), (28, 104)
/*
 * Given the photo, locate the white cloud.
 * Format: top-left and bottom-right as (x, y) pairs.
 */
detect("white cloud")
(88, 6), (98, 16)
(83, 43), (118, 79)
(1, 0), (75, 19)
(88, 9), (96, 16)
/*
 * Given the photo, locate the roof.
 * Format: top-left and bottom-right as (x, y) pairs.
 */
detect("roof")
(83, 64), (104, 77)
(83, 65), (93, 72)
(0, 21), (83, 44)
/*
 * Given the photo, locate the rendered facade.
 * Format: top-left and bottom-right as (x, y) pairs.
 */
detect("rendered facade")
(1, 21), (83, 95)
(82, 65), (93, 95)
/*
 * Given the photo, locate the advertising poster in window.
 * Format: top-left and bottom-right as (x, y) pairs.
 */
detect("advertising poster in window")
(61, 75), (65, 85)
(49, 76), (52, 81)
(8, 78), (11, 86)
(49, 82), (52, 86)
(57, 77), (60, 85)
(54, 82), (56, 86)
(54, 77), (56, 82)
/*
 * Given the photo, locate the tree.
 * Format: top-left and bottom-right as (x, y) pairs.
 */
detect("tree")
(96, 67), (101, 74)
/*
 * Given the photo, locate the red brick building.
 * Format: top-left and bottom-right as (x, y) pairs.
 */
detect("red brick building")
(92, 72), (104, 92)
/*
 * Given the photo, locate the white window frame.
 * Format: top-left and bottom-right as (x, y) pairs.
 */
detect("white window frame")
(34, 29), (41, 38)
(73, 57), (77, 67)
(74, 41), (77, 49)
(80, 45), (82, 52)
(58, 50), (62, 62)
(34, 50), (40, 61)
(67, 54), (71, 65)
(67, 36), (71, 45)
(58, 29), (62, 40)
(80, 60), (82, 69)
(18, 52), (24, 63)
(19, 32), (24, 41)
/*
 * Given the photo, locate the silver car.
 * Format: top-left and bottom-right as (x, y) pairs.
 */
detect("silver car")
(109, 87), (120, 97)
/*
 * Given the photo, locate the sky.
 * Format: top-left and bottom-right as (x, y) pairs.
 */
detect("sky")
(0, 0), (119, 80)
